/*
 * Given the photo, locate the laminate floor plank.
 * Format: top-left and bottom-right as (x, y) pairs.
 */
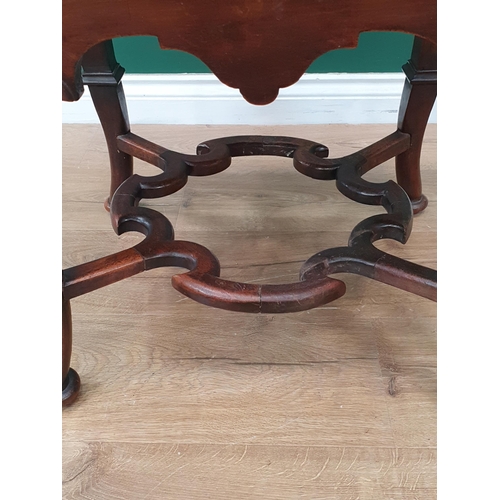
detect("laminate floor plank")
(63, 124), (436, 499)
(63, 442), (436, 500)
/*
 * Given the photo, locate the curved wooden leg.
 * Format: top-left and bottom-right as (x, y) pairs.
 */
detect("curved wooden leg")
(395, 37), (437, 215)
(82, 40), (133, 211)
(63, 297), (80, 407)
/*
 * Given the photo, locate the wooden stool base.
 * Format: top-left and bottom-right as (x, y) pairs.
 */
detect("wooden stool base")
(63, 132), (436, 307)
(62, 132), (436, 404)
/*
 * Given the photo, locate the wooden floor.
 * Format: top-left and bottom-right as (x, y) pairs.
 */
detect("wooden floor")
(62, 124), (436, 499)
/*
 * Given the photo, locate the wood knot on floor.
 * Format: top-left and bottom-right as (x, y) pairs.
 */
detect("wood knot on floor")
(388, 376), (397, 396)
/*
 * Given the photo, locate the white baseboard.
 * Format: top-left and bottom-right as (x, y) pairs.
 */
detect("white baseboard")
(62, 73), (437, 125)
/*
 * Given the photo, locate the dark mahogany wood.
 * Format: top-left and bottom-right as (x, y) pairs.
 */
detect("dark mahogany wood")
(62, 297), (80, 406)
(63, 0), (436, 105)
(63, 132), (434, 309)
(62, 130), (437, 404)
(62, 0), (437, 405)
(62, 128), (437, 404)
(82, 41), (133, 210)
(301, 233), (437, 302)
(395, 37), (437, 214)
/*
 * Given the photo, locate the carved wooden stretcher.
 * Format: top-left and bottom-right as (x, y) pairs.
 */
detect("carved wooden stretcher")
(62, 0), (437, 406)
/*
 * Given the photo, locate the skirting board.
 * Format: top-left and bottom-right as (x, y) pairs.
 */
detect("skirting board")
(62, 73), (437, 125)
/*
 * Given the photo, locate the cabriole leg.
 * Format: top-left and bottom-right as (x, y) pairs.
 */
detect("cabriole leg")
(82, 40), (133, 211)
(62, 297), (80, 407)
(395, 37), (437, 214)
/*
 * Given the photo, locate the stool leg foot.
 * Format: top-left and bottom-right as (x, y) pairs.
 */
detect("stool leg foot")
(410, 194), (429, 215)
(62, 368), (81, 407)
